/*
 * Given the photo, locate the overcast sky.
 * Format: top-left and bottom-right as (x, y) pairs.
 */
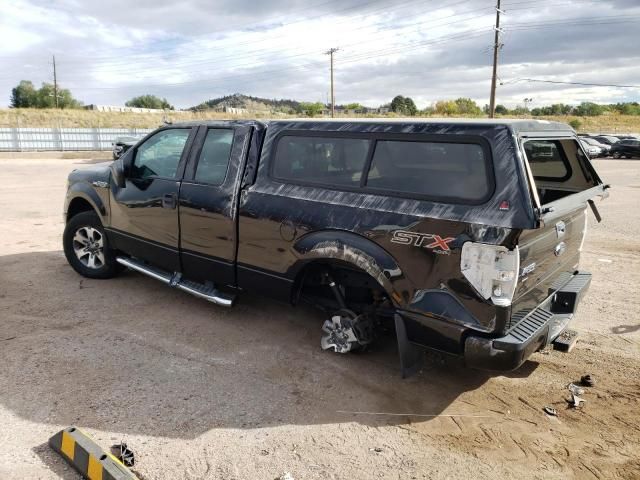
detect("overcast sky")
(1, 0), (639, 109)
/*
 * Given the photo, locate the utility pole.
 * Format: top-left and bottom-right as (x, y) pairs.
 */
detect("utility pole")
(52, 55), (59, 109)
(325, 47), (339, 117)
(488, 0), (503, 118)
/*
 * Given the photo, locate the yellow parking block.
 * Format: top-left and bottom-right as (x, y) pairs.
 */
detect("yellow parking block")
(49, 427), (138, 480)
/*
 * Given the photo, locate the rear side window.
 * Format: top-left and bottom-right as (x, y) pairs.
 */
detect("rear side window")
(524, 140), (571, 180)
(366, 140), (491, 202)
(194, 129), (234, 185)
(272, 135), (369, 187)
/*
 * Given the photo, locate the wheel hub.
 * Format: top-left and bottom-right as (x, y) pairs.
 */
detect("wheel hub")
(72, 226), (105, 269)
(321, 314), (359, 353)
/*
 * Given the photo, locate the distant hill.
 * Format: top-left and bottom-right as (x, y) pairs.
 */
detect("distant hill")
(190, 93), (301, 113)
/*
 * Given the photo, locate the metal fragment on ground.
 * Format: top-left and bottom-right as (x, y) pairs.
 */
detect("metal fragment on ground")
(567, 393), (586, 408)
(568, 383), (585, 396)
(581, 374), (596, 387)
(111, 442), (135, 467)
(543, 406), (558, 416)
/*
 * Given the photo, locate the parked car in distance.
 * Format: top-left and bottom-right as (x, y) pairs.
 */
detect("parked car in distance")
(610, 139), (640, 159)
(112, 136), (140, 159)
(590, 135), (619, 146)
(582, 137), (611, 156)
(63, 119), (608, 375)
(580, 139), (602, 158)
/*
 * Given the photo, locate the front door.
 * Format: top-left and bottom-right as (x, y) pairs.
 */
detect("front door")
(108, 127), (195, 272)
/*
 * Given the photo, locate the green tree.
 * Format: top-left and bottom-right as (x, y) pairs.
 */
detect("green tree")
(344, 102), (363, 111)
(568, 119), (582, 130)
(434, 100), (458, 116)
(612, 102), (640, 115)
(403, 97), (417, 116)
(10, 80), (80, 108)
(10, 80), (38, 108)
(454, 97), (482, 116)
(572, 102), (604, 116)
(510, 106), (529, 116)
(494, 104), (508, 115)
(298, 102), (324, 117)
(125, 95), (174, 110)
(390, 95), (417, 116)
(390, 95), (406, 113)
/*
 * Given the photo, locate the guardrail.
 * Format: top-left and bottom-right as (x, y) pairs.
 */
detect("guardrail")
(0, 127), (154, 151)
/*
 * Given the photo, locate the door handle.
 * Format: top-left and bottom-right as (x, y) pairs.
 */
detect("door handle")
(162, 193), (177, 209)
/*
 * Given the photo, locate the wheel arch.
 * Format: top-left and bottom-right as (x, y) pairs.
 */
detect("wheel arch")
(65, 185), (107, 223)
(289, 230), (404, 305)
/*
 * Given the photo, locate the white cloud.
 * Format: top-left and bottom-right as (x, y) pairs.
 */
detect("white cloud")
(0, 0), (638, 108)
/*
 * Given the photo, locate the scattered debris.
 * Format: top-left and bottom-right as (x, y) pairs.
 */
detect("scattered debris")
(580, 374), (596, 387)
(552, 329), (579, 352)
(597, 258), (613, 263)
(567, 393), (586, 409)
(2, 336), (16, 342)
(111, 442), (135, 467)
(568, 383), (585, 396)
(276, 473), (295, 480)
(260, 449), (269, 456)
(369, 447), (383, 453)
(543, 406), (558, 416)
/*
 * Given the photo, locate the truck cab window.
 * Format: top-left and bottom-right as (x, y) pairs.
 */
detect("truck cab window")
(131, 129), (190, 179)
(194, 129), (234, 185)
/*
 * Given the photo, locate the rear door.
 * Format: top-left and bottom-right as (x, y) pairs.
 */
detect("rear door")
(178, 124), (254, 287)
(512, 136), (605, 319)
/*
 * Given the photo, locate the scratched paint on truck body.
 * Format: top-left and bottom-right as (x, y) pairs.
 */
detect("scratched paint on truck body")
(237, 120), (534, 333)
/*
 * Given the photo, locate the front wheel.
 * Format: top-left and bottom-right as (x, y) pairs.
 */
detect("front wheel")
(612, 151), (622, 159)
(63, 211), (120, 279)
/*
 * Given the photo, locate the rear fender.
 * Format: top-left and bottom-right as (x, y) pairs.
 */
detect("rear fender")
(292, 230), (403, 302)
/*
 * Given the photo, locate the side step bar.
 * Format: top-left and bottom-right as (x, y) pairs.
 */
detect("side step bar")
(116, 256), (235, 307)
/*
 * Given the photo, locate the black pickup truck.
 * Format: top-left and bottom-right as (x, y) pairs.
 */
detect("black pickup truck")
(63, 119), (608, 375)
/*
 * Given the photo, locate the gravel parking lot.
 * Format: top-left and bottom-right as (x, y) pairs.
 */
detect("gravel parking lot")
(0, 157), (639, 480)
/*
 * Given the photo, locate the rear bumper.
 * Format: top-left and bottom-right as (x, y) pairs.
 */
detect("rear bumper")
(464, 271), (591, 371)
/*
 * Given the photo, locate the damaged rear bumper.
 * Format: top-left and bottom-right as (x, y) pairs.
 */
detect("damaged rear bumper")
(464, 271), (592, 371)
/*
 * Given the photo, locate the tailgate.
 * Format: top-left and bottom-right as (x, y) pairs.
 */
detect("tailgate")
(510, 136), (607, 327)
(512, 208), (586, 321)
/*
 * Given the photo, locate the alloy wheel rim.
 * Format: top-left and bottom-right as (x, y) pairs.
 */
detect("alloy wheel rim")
(72, 226), (105, 269)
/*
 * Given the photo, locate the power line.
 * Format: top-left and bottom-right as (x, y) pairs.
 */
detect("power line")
(57, 0), (478, 71)
(503, 78), (640, 88)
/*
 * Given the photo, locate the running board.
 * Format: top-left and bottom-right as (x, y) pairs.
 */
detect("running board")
(116, 256), (235, 307)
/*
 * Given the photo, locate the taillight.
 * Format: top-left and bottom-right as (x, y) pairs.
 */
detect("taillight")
(461, 243), (520, 307)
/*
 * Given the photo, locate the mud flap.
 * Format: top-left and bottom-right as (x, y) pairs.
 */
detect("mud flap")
(395, 314), (425, 378)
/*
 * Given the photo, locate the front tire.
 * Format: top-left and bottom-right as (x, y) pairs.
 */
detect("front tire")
(63, 211), (120, 279)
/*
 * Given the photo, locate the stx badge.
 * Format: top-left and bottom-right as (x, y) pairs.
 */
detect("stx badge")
(391, 230), (455, 254)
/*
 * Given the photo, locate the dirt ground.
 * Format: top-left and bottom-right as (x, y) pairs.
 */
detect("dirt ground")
(0, 157), (638, 480)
